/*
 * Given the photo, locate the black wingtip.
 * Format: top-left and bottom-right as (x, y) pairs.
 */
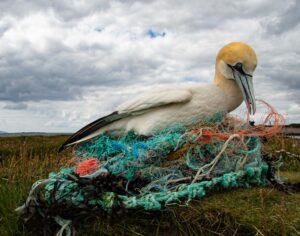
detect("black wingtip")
(58, 145), (65, 153)
(58, 143), (70, 153)
(57, 111), (124, 154)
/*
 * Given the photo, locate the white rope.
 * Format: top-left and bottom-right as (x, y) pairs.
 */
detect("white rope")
(192, 134), (241, 184)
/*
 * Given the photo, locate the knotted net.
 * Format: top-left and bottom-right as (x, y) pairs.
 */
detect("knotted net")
(17, 100), (283, 235)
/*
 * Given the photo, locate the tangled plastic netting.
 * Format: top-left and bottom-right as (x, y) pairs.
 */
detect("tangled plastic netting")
(17, 100), (285, 235)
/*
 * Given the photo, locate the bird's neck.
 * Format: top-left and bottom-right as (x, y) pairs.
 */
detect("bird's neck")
(213, 70), (240, 96)
(213, 70), (244, 111)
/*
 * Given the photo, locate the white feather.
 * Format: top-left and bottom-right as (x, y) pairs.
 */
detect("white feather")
(117, 87), (193, 114)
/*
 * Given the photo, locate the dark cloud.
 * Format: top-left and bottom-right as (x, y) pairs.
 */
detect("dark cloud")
(262, 0), (300, 34)
(257, 51), (300, 104)
(0, 38), (162, 102)
(263, 71), (300, 104)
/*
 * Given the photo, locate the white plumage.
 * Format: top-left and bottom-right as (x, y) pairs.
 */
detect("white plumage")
(87, 84), (241, 138)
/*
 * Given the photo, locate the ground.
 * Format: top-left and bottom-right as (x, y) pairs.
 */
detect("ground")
(0, 135), (299, 235)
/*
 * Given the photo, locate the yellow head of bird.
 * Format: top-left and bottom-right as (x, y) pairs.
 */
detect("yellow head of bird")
(215, 42), (258, 114)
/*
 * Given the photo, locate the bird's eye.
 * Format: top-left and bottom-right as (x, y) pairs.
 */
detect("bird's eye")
(234, 62), (243, 69)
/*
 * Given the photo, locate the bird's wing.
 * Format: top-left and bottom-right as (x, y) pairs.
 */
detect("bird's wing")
(58, 111), (128, 152)
(117, 88), (193, 114)
(59, 88), (192, 152)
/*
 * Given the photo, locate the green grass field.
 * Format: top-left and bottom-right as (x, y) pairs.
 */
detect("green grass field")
(0, 136), (299, 235)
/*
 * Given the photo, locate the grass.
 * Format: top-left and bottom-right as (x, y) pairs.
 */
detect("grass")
(0, 135), (299, 235)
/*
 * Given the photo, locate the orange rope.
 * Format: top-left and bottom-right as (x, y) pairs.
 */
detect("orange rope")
(191, 99), (284, 144)
(75, 158), (100, 176)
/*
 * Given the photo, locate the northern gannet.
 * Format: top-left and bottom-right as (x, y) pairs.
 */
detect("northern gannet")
(59, 42), (257, 152)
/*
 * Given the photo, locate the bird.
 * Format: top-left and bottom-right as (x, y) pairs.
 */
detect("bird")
(59, 42), (257, 152)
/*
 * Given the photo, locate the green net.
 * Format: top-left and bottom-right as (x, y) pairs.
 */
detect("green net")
(17, 114), (270, 235)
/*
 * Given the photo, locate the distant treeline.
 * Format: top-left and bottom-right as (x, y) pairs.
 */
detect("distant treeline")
(286, 123), (300, 128)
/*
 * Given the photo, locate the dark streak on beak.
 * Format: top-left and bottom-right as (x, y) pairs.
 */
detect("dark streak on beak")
(228, 64), (256, 115)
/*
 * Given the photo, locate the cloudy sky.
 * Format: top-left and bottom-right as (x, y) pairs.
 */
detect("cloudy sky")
(0, 0), (299, 132)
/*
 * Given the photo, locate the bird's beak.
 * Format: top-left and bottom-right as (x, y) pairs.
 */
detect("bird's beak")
(232, 68), (256, 115)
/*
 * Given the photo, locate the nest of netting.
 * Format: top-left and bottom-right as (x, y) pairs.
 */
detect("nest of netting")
(17, 100), (285, 235)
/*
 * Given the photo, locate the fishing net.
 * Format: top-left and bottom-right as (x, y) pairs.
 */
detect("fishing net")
(17, 100), (284, 235)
